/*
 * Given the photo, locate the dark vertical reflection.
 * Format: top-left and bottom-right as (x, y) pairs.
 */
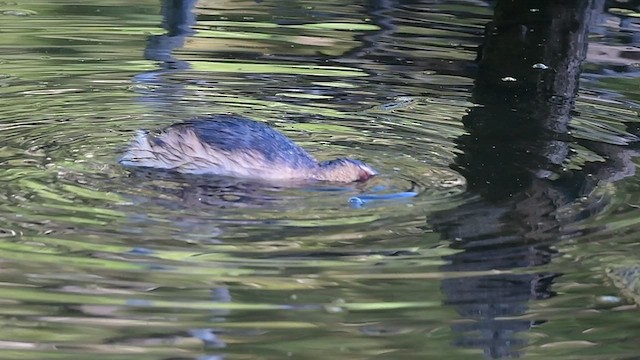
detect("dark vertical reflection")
(144, 0), (196, 69)
(429, 0), (626, 358)
(133, 0), (197, 114)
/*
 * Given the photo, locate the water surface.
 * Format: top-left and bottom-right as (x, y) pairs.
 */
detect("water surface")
(1, 1), (640, 359)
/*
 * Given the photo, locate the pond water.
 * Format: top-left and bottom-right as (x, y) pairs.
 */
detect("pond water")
(1, 0), (640, 359)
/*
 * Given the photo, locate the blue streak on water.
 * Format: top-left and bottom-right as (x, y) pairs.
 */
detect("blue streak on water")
(349, 191), (418, 208)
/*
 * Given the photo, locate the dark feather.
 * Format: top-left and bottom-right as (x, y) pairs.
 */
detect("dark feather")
(170, 115), (317, 169)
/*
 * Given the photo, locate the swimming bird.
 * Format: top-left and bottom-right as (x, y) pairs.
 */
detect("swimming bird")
(119, 115), (377, 183)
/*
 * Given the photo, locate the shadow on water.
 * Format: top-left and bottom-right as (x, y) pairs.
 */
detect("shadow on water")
(431, 0), (640, 358)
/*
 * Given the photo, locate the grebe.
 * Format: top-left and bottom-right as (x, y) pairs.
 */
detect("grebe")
(119, 115), (377, 183)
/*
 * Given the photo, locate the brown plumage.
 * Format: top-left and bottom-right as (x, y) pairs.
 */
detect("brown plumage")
(119, 115), (378, 183)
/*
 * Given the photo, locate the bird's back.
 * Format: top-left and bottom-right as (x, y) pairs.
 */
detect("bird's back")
(176, 115), (317, 169)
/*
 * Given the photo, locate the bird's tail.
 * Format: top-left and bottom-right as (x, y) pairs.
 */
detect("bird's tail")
(118, 130), (159, 168)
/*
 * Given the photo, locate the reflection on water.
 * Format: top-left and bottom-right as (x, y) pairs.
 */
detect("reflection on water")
(0, 0), (639, 359)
